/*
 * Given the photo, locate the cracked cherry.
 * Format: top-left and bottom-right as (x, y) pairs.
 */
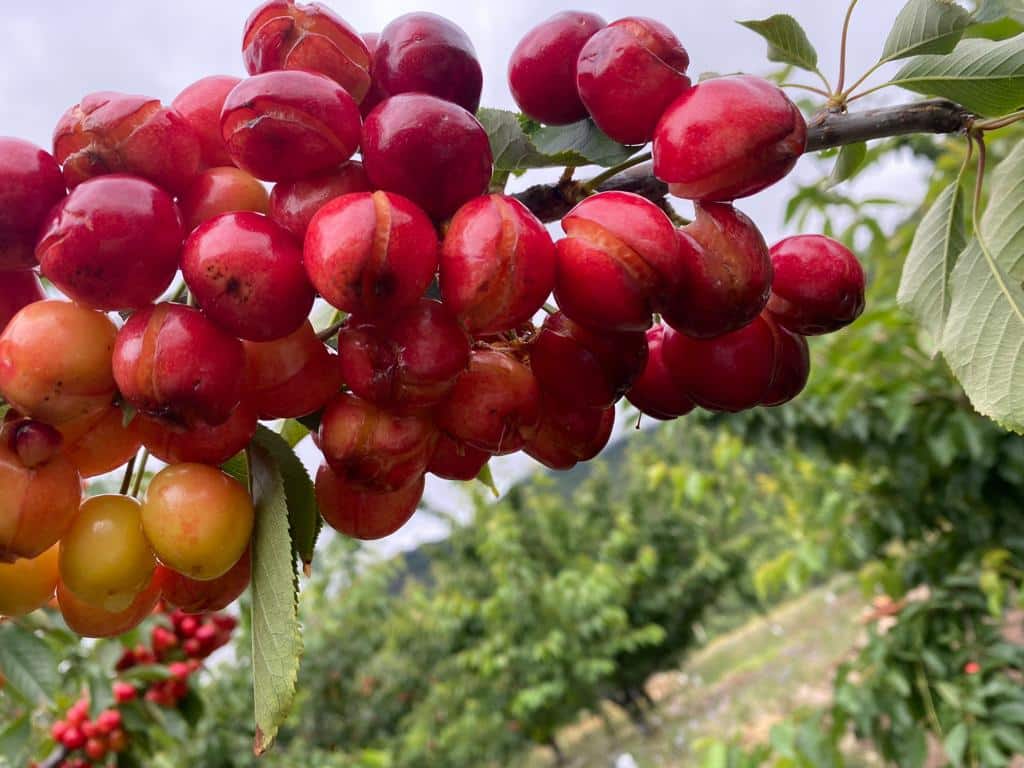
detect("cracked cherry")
(654, 75), (807, 201)
(762, 313), (810, 407)
(60, 406), (142, 479)
(134, 401), (258, 466)
(524, 397), (614, 470)
(316, 464), (424, 540)
(428, 434), (490, 481)
(0, 544), (58, 617)
(172, 76), (241, 168)
(626, 324), (695, 420)
(268, 161), (369, 241)
(0, 272), (45, 334)
(0, 137), (66, 270)
(244, 321), (340, 419)
(178, 167), (269, 233)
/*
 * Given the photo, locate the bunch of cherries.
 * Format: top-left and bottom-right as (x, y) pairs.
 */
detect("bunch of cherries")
(0, 1), (864, 634)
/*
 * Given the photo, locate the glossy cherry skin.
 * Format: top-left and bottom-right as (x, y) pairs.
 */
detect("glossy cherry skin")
(0, 138), (66, 270)
(57, 569), (163, 638)
(172, 76), (241, 168)
(243, 321), (340, 419)
(221, 70), (361, 182)
(7, 418), (63, 468)
(0, 545), (58, 617)
(0, 300), (118, 425)
(362, 94), (493, 221)
(654, 75), (807, 202)
(242, 0), (372, 102)
(767, 235), (865, 336)
(338, 299), (470, 410)
(367, 13), (482, 114)
(508, 12), (606, 125)
(53, 91), (202, 195)
(61, 406), (142, 478)
(625, 324), (695, 420)
(427, 433), (489, 481)
(441, 195), (556, 334)
(762, 314), (810, 407)
(661, 203), (772, 339)
(662, 314), (777, 413)
(576, 17), (691, 144)
(304, 191), (439, 317)
(178, 167), (269, 233)
(435, 348), (541, 455)
(554, 191), (680, 332)
(0, 272), (46, 333)
(158, 547), (250, 614)
(268, 161), (369, 241)
(36, 175), (183, 311)
(113, 303), (245, 427)
(182, 212), (314, 341)
(316, 464), (423, 540)
(529, 311), (648, 408)
(134, 401), (258, 466)
(524, 398), (614, 470)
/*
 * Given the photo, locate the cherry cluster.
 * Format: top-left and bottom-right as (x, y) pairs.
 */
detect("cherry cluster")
(0, 0), (866, 632)
(49, 700), (127, 768)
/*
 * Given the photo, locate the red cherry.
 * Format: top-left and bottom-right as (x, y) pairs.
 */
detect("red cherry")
(761, 314), (811, 407)
(113, 682), (137, 703)
(108, 728), (128, 753)
(316, 464), (424, 540)
(95, 709), (122, 734)
(625, 324), (695, 420)
(134, 401), (258, 466)
(0, 137), (66, 270)
(8, 419), (64, 468)
(767, 235), (865, 335)
(159, 549), (250, 614)
(441, 195), (556, 334)
(60, 726), (86, 751)
(168, 661), (191, 681)
(524, 397), (614, 470)
(172, 76), (241, 168)
(361, 94), (493, 221)
(576, 17), (691, 144)
(508, 12), (606, 125)
(0, 272), (46, 334)
(51, 720), (69, 742)
(177, 167), (269, 233)
(427, 434), (490, 481)
(36, 175), (183, 311)
(654, 75), (807, 202)
(85, 737), (108, 761)
(268, 161), (370, 241)
(221, 70), (361, 182)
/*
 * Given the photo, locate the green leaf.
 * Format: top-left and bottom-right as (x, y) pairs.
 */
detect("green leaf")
(975, 0), (1024, 24)
(881, 0), (973, 62)
(253, 425), (320, 568)
(280, 419), (310, 448)
(0, 623), (59, 705)
(941, 140), (1024, 432)
(824, 142), (868, 189)
(476, 463), (499, 497)
(120, 401), (138, 428)
(992, 701), (1024, 723)
(889, 35), (1024, 116)
(944, 722), (969, 766)
(0, 714), (30, 768)
(737, 14), (820, 72)
(531, 120), (640, 167)
(898, 180), (966, 348)
(249, 442), (302, 756)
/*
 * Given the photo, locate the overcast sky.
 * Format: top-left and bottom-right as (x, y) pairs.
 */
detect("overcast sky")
(3, 1), (934, 555)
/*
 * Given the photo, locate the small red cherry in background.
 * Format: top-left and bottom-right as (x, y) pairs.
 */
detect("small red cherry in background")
(0, 137), (66, 270)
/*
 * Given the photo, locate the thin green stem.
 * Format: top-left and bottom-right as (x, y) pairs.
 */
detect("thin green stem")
(119, 452), (138, 496)
(812, 68), (834, 95)
(841, 61), (884, 101)
(317, 317), (346, 342)
(780, 83), (832, 97)
(584, 152), (653, 192)
(130, 449), (150, 498)
(916, 664), (945, 738)
(845, 81), (896, 104)
(836, 0), (861, 94)
(975, 109), (1024, 131)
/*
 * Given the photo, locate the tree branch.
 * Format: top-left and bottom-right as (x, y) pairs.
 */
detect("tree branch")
(514, 99), (974, 222)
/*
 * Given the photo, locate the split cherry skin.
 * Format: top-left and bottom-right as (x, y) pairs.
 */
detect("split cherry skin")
(0, 137), (66, 270)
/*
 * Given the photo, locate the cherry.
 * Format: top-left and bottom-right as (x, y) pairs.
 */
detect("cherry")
(660, 202), (772, 339)
(653, 75), (807, 202)
(435, 348), (541, 455)
(0, 137), (66, 270)
(108, 728), (128, 753)
(134, 401), (258, 466)
(361, 94), (493, 220)
(178, 167), (270, 233)
(182, 212), (314, 341)
(0, 544), (59, 617)
(60, 726), (87, 751)
(524, 398), (614, 470)
(767, 235), (865, 335)
(625, 324), (696, 420)
(221, 70), (362, 182)
(554, 191), (679, 332)
(159, 546), (250, 614)
(59, 406), (142, 479)
(0, 300), (117, 425)
(367, 13), (482, 114)
(36, 175), (183, 311)
(529, 311), (648, 408)
(113, 683), (137, 704)
(662, 314), (777, 412)
(268, 161), (369, 241)
(317, 392), (437, 492)
(304, 190), (439, 317)
(316, 464), (423, 540)
(7, 418), (63, 468)
(441, 195), (556, 334)
(172, 75), (241, 168)
(762, 313), (811, 407)
(142, 463), (254, 581)
(576, 17), (691, 144)
(57, 568), (163, 638)
(53, 91), (202, 195)
(508, 12), (606, 126)
(96, 710), (122, 734)
(337, 299), (470, 410)
(0, 271), (46, 333)
(427, 434), (490, 481)
(242, 0), (372, 102)
(113, 303), (245, 427)
(243, 321), (341, 419)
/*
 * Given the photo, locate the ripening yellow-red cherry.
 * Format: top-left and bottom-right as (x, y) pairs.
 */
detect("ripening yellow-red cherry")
(60, 495), (155, 612)
(0, 544), (59, 617)
(57, 569), (164, 638)
(60, 406), (142, 478)
(142, 464), (254, 580)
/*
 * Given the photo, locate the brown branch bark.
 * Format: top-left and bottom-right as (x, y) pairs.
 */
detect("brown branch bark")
(514, 99), (974, 223)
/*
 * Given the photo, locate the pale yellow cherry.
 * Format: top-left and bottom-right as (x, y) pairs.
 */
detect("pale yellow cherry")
(0, 544), (59, 617)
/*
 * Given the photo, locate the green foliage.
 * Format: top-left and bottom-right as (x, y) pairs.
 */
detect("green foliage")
(737, 15), (820, 73)
(881, 0), (973, 62)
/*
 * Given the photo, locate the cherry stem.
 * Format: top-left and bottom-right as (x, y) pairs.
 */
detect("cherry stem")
(975, 109), (1024, 131)
(781, 83), (832, 97)
(841, 61), (884, 101)
(583, 152), (653, 192)
(130, 448), (150, 498)
(317, 317), (346, 342)
(560, 166), (576, 183)
(836, 0), (861, 95)
(120, 451), (138, 496)
(542, 303), (558, 315)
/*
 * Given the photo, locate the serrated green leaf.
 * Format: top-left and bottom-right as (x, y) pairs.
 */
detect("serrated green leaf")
(249, 443), (302, 755)
(253, 425), (320, 567)
(738, 15), (819, 72)
(941, 140), (1024, 432)
(898, 180), (966, 348)
(889, 35), (1024, 116)
(221, 452), (249, 487)
(945, 722), (969, 765)
(280, 419), (310, 448)
(824, 142), (868, 189)
(0, 623), (59, 705)
(532, 119), (639, 167)
(881, 0), (973, 62)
